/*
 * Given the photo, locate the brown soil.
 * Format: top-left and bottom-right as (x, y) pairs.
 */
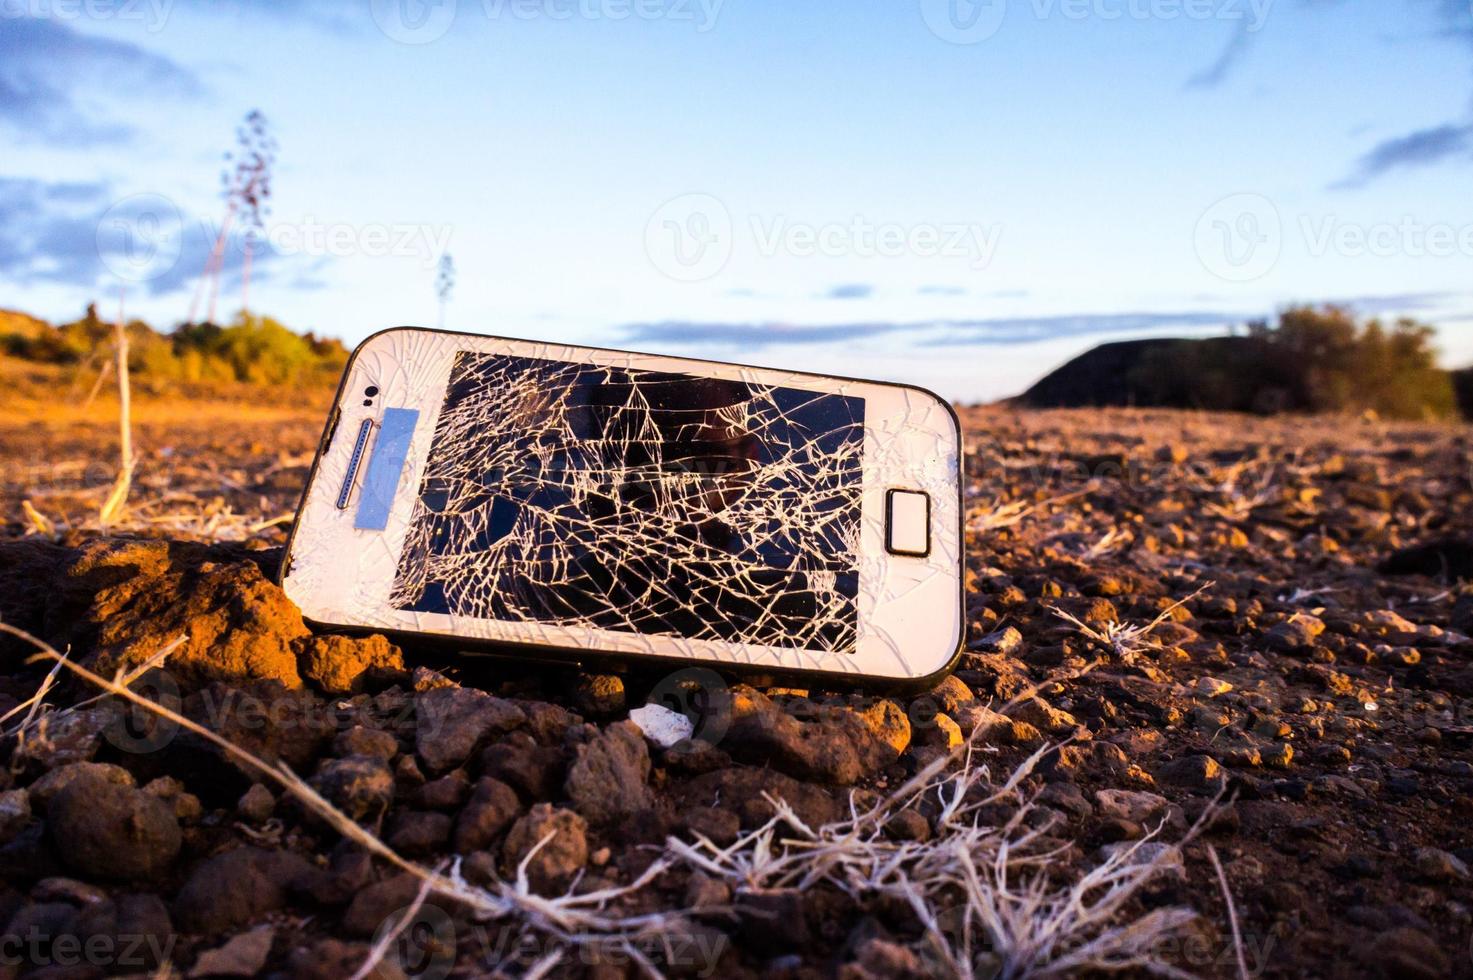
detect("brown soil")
(1, 403), (1471, 978)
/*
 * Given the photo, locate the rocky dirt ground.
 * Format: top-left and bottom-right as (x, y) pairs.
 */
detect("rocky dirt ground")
(1, 402), (1472, 978)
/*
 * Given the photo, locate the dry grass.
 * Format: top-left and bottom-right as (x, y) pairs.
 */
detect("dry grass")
(668, 737), (1209, 979)
(1047, 584), (1212, 663)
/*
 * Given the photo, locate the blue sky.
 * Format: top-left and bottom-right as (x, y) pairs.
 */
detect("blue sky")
(2, 0), (1471, 400)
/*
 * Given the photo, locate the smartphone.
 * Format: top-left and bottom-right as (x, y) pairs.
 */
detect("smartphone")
(280, 328), (963, 687)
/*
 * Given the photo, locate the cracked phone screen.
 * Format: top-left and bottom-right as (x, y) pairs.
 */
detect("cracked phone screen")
(389, 352), (866, 652)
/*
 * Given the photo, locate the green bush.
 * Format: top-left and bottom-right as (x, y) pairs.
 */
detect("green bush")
(0, 306), (348, 391)
(1128, 306), (1457, 420)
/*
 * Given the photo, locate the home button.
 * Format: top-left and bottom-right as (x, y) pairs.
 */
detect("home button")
(885, 489), (930, 557)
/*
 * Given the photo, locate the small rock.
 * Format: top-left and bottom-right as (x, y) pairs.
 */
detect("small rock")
(387, 811), (452, 856)
(49, 775), (181, 880)
(415, 770), (470, 811)
(1194, 676), (1233, 698)
(928, 675), (975, 713)
(144, 775), (203, 822)
(972, 626), (1023, 654)
(1414, 847), (1469, 883)
(1156, 755), (1225, 792)
(310, 755), (394, 821)
(723, 689), (895, 785)
(502, 804), (588, 892)
(189, 925), (276, 978)
(679, 806), (740, 847)
(564, 721), (652, 825)
(334, 725), (399, 760)
(884, 809), (930, 842)
(1094, 789), (1171, 826)
(481, 737), (564, 799)
(1263, 742), (1294, 769)
(1012, 697), (1079, 735)
(685, 871), (731, 910)
(1038, 782), (1092, 819)
(453, 777), (521, 853)
(341, 874), (430, 937)
(299, 634), (403, 696)
(662, 738), (731, 774)
(1266, 615), (1326, 653)
(572, 674), (626, 717)
(915, 711), (964, 748)
(414, 687), (525, 773)
(0, 789), (32, 844)
(175, 847), (313, 934)
(28, 761), (133, 810)
(629, 703), (695, 749)
(31, 876), (109, 906)
(854, 700), (911, 755)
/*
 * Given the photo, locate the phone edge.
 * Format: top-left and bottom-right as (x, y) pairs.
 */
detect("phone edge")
(278, 325), (968, 691)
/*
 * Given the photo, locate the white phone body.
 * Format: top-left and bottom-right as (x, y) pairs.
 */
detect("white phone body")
(281, 328), (963, 686)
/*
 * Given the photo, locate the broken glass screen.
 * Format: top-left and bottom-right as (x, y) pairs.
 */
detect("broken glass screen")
(390, 352), (866, 652)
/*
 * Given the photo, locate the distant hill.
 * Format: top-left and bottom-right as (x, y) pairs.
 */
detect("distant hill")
(1018, 337), (1252, 409)
(1015, 307), (1460, 421)
(0, 309), (51, 344)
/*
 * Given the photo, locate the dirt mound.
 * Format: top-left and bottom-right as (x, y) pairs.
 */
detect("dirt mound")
(0, 537), (401, 693)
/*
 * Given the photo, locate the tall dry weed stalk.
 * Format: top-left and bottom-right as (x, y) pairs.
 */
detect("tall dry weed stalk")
(98, 295), (134, 526)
